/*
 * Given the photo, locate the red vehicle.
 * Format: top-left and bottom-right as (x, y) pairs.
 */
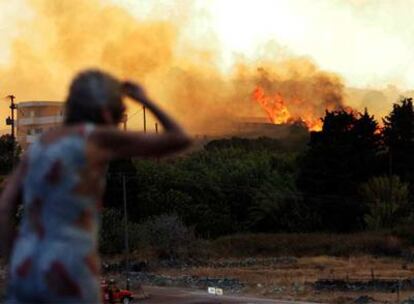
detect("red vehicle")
(101, 279), (134, 304)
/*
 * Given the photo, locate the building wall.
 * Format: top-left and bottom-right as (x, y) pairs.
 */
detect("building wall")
(16, 102), (64, 150)
(16, 101), (128, 150)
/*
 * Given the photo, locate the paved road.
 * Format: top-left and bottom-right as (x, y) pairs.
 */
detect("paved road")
(136, 286), (321, 304)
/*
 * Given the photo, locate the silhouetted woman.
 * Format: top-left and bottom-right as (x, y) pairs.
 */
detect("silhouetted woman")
(0, 70), (191, 303)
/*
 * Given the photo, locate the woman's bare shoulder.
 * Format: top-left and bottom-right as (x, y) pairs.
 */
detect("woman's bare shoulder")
(39, 125), (87, 145)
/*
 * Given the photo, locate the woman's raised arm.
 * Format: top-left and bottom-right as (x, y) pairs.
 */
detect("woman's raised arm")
(90, 82), (192, 159)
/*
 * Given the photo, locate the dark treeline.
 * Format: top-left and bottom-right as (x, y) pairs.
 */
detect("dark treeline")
(0, 134), (20, 175)
(104, 97), (414, 238)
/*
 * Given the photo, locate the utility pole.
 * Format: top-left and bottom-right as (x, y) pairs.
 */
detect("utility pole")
(122, 174), (130, 290)
(6, 95), (16, 167)
(6, 95), (16, 140)
(122, 113), (127, 131)
(143, 105), (147, 133)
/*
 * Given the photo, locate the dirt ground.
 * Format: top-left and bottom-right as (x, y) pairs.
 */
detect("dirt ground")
(152, 256), (414, 303)
(2, 256), (414, 303)
(135, 285), (317, 304)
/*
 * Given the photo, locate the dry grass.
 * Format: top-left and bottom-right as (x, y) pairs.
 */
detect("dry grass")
(116, 232), (414, 302)
(208, 233), (407, 258)
(156, 255), (414, 303)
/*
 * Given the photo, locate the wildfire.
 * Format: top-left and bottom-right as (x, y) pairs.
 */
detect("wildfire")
(252, 86), (323, 131)
(0, 0), (347, 134)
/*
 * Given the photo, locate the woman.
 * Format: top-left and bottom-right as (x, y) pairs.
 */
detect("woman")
(0, 70), (191, 303)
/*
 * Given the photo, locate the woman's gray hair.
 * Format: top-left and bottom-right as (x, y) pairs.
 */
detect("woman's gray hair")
(64, 70), (125, 125)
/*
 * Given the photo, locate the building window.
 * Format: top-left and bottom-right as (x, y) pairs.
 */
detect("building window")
(27, 129), (33, 135)
(34, 128), (42, 134)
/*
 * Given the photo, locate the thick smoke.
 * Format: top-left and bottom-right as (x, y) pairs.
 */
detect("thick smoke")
(243, 56), (346, 127)
(0, 0), (178, 130)
(0, 0), (358, 135)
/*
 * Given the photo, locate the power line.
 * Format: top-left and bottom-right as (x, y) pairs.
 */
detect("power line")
(122, 174), (130, 290)
(126, 108), (142, 122)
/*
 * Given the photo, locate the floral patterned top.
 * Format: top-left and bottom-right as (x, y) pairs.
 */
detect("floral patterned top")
(7, 124), (106, 303)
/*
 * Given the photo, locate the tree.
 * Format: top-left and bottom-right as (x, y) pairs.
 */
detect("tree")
(382, 97), (414, 191)
(0, 134), (21, 175)
(248, 171), (309, 232)
(299, 110), (357, 196)
(104, 158), (139, 211)
(352, 109), (382, 180)
(137, 214), (196, 259)
(298, 109), (381, 231)
(360, 175), (409, 230)
(99, 208), (141, 254)
(129, 140), (302, 237)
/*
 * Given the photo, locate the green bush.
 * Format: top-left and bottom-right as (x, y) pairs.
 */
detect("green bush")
(99, 208), (141, 254)
(209, 232), (405, 258)
(137, 214), (196, 259)
(360, 175), (410, 230)
(128, 146), (304, 237)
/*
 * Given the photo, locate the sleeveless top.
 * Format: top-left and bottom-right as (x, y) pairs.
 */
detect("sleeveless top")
(7, 124), (106, 303)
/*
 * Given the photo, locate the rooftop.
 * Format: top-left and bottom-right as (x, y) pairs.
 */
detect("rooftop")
(17, 101), (63, 108)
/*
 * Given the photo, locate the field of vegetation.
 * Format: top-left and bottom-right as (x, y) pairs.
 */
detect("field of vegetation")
(101, 98), (414, 247)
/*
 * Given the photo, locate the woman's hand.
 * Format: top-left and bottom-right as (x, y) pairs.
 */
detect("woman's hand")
(91, 81), (192, 159)
(122, 81), (151, 106)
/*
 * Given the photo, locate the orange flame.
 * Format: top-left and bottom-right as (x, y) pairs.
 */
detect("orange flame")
(252, 86), (323, 131)
(252, 86), (291, 124)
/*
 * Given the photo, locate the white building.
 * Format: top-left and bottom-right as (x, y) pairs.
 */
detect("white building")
(16, 101), (64, 150)
(16, 101), (128, 149)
